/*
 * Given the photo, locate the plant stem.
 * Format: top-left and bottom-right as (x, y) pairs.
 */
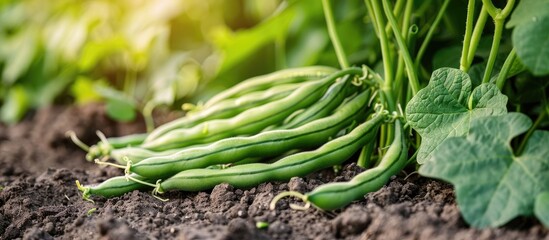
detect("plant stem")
(415, 0), (450, 66)
(460, 0), (475, 72)
(143, 101), (156, 133)
(481, 0), (498, 17)
(364, 0), (379, 36)
(481, 19), (504, 83)
(368, 0), (394, 87)
(396, 25), (417, 104)
(322, 0), (349, 69)
(480, 0), (515, 83)
(517, 108), (547, 156)
(466, 6), (488, 65)
(394, 0), (414, 103)
(275, 34), (287, 69)
(369, 0), (396, 112)
(495, 48), (516, 89)
(384, 0), (405, 35)
(381, 0), (420, 96)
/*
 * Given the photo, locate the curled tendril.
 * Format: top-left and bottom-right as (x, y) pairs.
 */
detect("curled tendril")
(351, 76), (364, 87)
(94, 158), (126, 169)
(368, 90), (379, 107)
(359, 65), (369, 81)
(65, 131), (90, 152)
(269, 191), (311, 211)
(75, 180), (94, 203)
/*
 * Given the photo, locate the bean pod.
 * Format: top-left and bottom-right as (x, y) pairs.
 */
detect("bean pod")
(204, 66), (337, 107)
(279, 75), (358, 129)
(145, 82), (304, 142)
(154, 113), (384, 192)
(130, 87), (372, 178)
(76, 174), (152, 201)
(302, 120), (408, 210)
(141, 68), (363, 151)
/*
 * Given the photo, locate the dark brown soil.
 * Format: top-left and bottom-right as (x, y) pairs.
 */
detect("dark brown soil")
(1, 104), (548, 240)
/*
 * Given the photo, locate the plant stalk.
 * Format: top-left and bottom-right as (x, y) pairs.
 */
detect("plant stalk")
(322, 0), (349, 69)
(460, 0), (475, 72)
(495, 48), (517, 89)
(381, 0), (420, 96)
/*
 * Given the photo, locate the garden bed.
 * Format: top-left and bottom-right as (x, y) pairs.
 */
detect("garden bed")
(1, 104), (547, 240)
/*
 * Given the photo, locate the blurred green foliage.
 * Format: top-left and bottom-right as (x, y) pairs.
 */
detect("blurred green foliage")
(0, 0), (284, 124)
(0, 0), (463, 126)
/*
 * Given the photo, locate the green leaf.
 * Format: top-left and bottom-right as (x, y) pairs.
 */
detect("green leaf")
(105, 98), (136, 122)
(0, 85), (29, 124)
(78, 36), (129, 71)
(535, 192), (549, 228)
(95, 85), (137, 122)
(70, 76), (104, 104)
(406, 68), (507, 164)
(506, 0), (549, 28)
(212, 5), (295, 75)
(1, 29), (37, 84)
(512, 15), (549, 76)
(432, 46), (461, 70)
(419, 113), (549, 228)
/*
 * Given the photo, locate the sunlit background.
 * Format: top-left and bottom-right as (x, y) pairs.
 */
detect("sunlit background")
(0, 0), (387, 124)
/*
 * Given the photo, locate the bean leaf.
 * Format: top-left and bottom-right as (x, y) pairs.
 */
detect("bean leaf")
(406, 68), (507, 164)
(535, 192), (549, 228)
(506, 0), (549, 28)
(419, 113), (549, 228)
(512, 15), (549, 76)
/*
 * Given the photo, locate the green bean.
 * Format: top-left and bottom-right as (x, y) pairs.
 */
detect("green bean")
(145, 82), (304, 142)
(129, 87), (371, 178)
(141, 68), (363, 151)
(279, 75), (359, 129)
(154, 113), (384, 193)
(109, 147), (182, 164)
(204, 66), (337, 107)
(298, 120), (408, 210)
(86, 133), (149, 160)
(76, 174), (152, 202)
(104, 133), (148, 148)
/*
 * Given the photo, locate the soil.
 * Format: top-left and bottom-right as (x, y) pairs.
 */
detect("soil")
(1, 104), (548, 240)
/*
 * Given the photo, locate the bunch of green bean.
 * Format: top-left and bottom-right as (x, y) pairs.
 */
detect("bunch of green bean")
(74, 66), (409, 211)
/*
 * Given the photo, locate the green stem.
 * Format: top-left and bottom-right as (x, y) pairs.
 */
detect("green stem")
(384, 0), (405, 35)
(368, 0), (394, 89)
(394, 0), (414, 95)
(481, 0), (498, 17)
(480, 0), (515, 83)
(396, 25), (418, 104)
(466, 6), (488, 65)
(275, 34), (287, 69)
(394, 0), (414, 103)
(143, 101), (156, 133)
(369, 0), (396, 112)
(364, 0), (379, 36)
(495, 48), (517, 89)
(516, 109), (547, 156)
(460, 0), (475, 72)
(481, 19), (504, 83)
(322, 0), (349, 69)
(415, 0), (450, 66)
(381, 0), (420, 95)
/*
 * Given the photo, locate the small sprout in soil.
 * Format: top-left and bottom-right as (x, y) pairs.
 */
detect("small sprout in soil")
(256, 221), (269, 229)
(87, 208), (97, 216)
(333, 164), (342, 174)
(76, 180), (94, 203)
(270, 191), (311, 211)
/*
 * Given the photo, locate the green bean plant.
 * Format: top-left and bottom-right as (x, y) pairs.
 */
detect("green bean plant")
(73, 0), (549, 229)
